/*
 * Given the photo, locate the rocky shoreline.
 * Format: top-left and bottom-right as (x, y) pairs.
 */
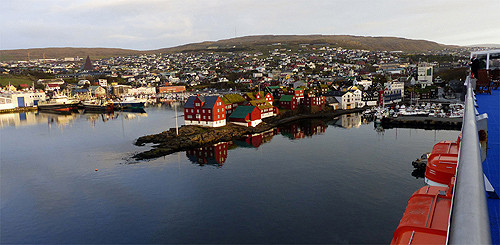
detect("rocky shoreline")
(133, 107), (364, 160)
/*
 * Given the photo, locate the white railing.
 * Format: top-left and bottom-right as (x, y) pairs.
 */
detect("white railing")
(448, 76), (491, 244)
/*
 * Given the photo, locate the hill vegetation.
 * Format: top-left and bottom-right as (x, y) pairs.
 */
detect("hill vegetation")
(0, 35), (458, 61)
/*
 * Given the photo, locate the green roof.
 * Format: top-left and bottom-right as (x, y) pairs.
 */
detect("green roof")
(267, 86), (281, 89)
(249, 99), (273, 109)
(280, 94), (294, 102)
(245, 91), (265, 100)
(229, 106), (256, 119)
(222, 93), (246, 104)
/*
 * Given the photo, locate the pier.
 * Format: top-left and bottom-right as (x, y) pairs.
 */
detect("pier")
(381, 116), (462, 130)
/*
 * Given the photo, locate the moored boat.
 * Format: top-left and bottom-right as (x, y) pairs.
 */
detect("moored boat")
(38, 94), (80, 112)
(114, 96), (146, 110)
(81, 99), (114, 112)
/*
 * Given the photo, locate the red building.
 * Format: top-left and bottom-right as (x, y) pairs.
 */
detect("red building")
(289, 88), (305, 99)
(243, 91), (274, 104)
(184, 95), (226, 127)
(157, 86), (186, 93)
(301, 95), (326, 109)
(279, 95), (298, 110)
(228, 106), (262, 127)
(221, 93), (247, 116)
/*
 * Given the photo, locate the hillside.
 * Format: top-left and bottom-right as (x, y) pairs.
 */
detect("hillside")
(158, 35), (456, 53)
(0, 35), (458, 61)
(0, 47), (146, 62)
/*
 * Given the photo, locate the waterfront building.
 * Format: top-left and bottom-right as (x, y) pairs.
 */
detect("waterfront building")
(184, 95), (226, 127)
(0, 91), (46, 109)
(248, 98), (276, 118)
(157, 86), (186, 93)
(71, 88), (91, 101)
(111, 85), (131, 97)
(89, 86), (107, 98)
(327, 90), (356, 110)
(221, 93), (247, 116)
(301, 94), (326, 110)
(362, 91), (379, 106)
(128, 87), (156, 96)
(384, 81), (405, 98)
(279, 94), (298, 110)
(228, 105), (262, 127)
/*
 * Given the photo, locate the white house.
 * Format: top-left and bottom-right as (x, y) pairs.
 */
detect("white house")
(384, 81), (405, 98)
(330, 91), (356, 110)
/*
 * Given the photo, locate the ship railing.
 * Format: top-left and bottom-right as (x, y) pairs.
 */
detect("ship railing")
(447, 76), (491, 244)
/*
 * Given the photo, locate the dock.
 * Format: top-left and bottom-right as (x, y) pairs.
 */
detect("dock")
(381, 116), (462, 130)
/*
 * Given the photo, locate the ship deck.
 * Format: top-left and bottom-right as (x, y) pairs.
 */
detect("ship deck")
(476, 88), (500, 243)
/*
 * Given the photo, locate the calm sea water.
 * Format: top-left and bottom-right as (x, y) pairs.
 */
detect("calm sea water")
(0, 106), (459, 244)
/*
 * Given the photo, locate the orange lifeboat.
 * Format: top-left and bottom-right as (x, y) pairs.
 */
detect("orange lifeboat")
(391, 183), (453, 244)
(424, 137), (460, 186)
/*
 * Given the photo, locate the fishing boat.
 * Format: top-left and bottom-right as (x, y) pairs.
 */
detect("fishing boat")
(37, 94), (80, 112)
(114, 96), (146, 110)
(81, 99), (114, 112)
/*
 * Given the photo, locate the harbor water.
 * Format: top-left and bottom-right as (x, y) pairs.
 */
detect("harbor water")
(0, 106), (459, 244)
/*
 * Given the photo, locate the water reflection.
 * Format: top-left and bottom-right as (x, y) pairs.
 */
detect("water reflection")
(186, 129), (279, 167)
(280, 119), (326, 139)
(0, 109), (148, 129)
(186, 142), (229, 167)
(186, 114), (373, 166)
(329, 113), (371, 129)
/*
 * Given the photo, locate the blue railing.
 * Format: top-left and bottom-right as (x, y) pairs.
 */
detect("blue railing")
(447, 76), (491, 244)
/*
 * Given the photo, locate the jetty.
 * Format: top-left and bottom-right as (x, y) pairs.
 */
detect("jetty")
(381, 116), (462, 130)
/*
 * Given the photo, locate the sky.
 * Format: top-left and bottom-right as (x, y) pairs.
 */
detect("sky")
(1, 0), (499, 50)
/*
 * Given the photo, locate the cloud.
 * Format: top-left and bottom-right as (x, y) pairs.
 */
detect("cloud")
(1, 0), (499, 50)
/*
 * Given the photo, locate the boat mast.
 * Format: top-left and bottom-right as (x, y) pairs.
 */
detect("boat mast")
(175, 102), (179, 135)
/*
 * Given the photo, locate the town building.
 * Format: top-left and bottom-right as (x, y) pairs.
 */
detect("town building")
(184, 95), (226, 127)
(0, 91), (46, 109)
(221, 93), (247, 116)
(157, 86), (186, 93)
(415, 64), (434, 88)
(228, 105), (262, 127)
(279, 94), (298, 110)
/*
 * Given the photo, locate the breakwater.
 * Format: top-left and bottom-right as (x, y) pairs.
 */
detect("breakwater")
(381, 116), (462, 130)
(133, 108), (364, 160)
(0, 106), (38, 114)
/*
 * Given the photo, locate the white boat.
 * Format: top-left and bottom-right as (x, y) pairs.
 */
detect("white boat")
(38, 94), (80, 112)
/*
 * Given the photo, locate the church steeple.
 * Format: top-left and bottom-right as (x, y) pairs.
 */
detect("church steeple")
(81, 55), (94, 71)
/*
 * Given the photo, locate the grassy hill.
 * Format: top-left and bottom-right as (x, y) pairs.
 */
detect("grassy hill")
(158, 35), (456, 53)
(0, 47), (146, 62)
(0, 35), (459, 61)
